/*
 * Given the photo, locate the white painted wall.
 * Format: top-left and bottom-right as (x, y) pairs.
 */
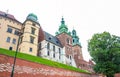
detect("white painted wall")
(39, 40), (66, 64)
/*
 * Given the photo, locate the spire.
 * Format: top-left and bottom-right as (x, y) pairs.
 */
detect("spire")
(72, 28), (76, 36)
(56, 17), (71, 35)
(61, 17), (65, 24)
(72, 28), (81, 47)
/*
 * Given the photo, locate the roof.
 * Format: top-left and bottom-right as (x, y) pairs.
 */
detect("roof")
(0, 11), (22, 24)
(44, 31), (63, 47)
(26, 13), (38, 23)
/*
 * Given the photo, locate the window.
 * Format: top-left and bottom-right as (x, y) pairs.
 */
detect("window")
(30, 36), (34, 43)
(6, 37), (11, 43)
(73, 39), (75, 43)
(49, 37), (51, 40)
(53, 45), (55, 51)
(47, 51), (50, 56)
(70, 55), (72, 60)
(39, 43), (41, 50)
(59, 48), (61, 59)
(9, 47), (12, 50)
(14, 30), (19, 36)
(53, 53), (55, 58)
(12, 38), (16, 44)
(31, 27), (36, 35)
(47, 43), (50, 49)
(59, 48), (61, 54)
(67, 38), (70, 44)
(59, 55), (61, 59)
(32, 23), (36, 26)
(29, 48), (32, 52)
(7, 27), (12, 33)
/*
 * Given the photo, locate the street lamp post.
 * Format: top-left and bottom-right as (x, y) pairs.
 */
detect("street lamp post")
(10, 32), (21, 77)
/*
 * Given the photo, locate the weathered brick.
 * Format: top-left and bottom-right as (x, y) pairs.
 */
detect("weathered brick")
(0, 54), (99, 77)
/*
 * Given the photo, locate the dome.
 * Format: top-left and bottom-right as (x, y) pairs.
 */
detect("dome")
(26, 13), (38, 22)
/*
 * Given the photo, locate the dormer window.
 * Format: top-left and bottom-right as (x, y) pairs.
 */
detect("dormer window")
(56, 41), (58, 43)
(48, 36), (52, 40)
(49, 37), (51, 40)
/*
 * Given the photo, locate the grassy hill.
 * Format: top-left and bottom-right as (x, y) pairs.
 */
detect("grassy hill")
(0, 48), (90, 74)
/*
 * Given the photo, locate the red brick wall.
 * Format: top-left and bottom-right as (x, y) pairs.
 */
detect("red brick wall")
(38, 27), (45, 42)
(115, 73), (120, 77)
(0, 54), (99, 77)
(72, 45), (83, 60)
(56, 33), (73, 55)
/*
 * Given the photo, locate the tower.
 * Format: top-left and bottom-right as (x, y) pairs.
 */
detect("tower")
(72, 29), (81, 46)
(56, 17), (76, 66)
(72, 29), (83, 67)
(19, 13), (40, 56)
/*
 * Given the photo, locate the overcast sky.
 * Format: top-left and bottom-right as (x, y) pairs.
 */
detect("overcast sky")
(0, 0), (120, 61)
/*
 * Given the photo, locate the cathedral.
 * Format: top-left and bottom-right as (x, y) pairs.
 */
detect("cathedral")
(0, 11), (94, 73)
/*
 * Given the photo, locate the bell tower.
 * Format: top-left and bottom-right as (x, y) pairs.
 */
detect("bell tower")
(19, 13), (40, 56)
(72, 29), (83, 67)
(56, 17), (76, 66)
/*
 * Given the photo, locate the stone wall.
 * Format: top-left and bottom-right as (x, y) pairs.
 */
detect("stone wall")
(0, 54), (99, 77)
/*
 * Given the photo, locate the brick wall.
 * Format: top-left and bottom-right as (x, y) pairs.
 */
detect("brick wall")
(0, 54), (99, 77)
(115, 73), (120, 77)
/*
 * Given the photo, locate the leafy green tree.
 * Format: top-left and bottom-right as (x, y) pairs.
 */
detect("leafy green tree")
(88, 32), (120, 77)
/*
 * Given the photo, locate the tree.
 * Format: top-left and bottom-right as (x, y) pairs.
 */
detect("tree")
(88, 32), (120, 77)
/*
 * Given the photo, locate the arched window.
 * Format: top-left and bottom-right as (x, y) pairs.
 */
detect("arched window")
(53, 45), (55, 51)
(73, 39), (75, 43)
(59, 48), (61, 54)
(58, 48), (61, 59)
(67, 38), (70, 44)
(53, 53), (55, 58)
(9, 47), (12, 50)
(47, 51), (50, 56)
(69, 55), (72, 60)
(47, 43), (50, 49)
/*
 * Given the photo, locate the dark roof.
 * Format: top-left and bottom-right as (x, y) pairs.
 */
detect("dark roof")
(0, 11), (22, 24)
(44, 31), (63, 47)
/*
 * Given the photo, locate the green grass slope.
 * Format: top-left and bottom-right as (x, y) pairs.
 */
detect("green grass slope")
(0, 48), (90, 74)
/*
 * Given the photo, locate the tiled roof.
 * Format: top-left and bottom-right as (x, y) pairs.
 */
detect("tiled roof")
(44, 31), (63, 47)
(0, 11), (15, 19)
(0, 11), (21, 24)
